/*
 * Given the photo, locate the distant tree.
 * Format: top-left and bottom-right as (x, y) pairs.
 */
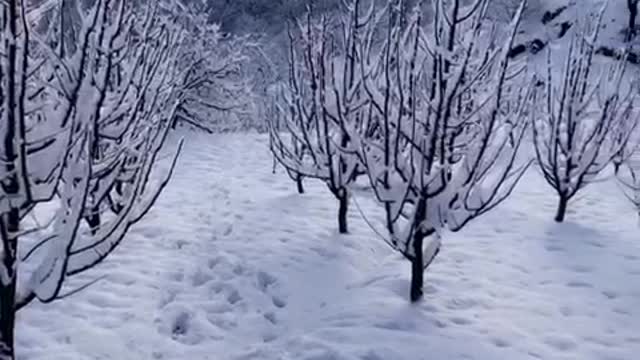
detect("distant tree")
(532, 5), (638, 223)
(268, 3), (366, 233)
(169, 2), (258, 133)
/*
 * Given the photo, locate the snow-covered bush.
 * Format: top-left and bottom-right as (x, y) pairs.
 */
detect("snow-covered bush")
(268, 3), (366, 233)
(352, 0), (531, 301)
(0, 0), (195, 357)
(532, 4), (639, 223)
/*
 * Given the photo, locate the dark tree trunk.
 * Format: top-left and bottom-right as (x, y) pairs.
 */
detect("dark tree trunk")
(0, 279), (16, 360)
(296, 174), (304, 194)
(86, 205), (101, 235)
(0, 210), (19, 360)
(410, 196), (429, 302)
(555, 195), (569, 223)
(629, 0), (639, 41)
(338, 189), (349, 234)
(410, 233), (424, 302)
(614, 161), (621, 175)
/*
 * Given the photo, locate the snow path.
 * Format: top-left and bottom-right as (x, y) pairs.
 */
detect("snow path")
(16, 133), (640, 360)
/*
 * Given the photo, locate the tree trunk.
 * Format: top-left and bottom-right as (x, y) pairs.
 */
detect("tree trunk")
(629, 0), (638, 41)
(296, 174), (304, 194)
(86, 205), (101, 235)
(0, 210), (19, 360)
(410, 233), (424, 302)
(0, 279), (16, 360)
(410, 196), (429, 302)
(555, 195), (569, 223)
(337, 188), (349, 234)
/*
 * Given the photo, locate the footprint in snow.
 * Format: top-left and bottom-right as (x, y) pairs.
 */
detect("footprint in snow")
(450, 317), (473, 326)
(263, 311), (277, 325)
(156, 307), (204, 345)
(272, 295), (287, 308)
(490, 337), (511, 348)
(545, 244), (565, 252)
(226, 289), (242, 305)
(191, 268), (214, 287)
(175, 239), (189, 249)
(566, 280), (593, 289)
(256, 271), (277, 292)
(543, 335), (577, 352)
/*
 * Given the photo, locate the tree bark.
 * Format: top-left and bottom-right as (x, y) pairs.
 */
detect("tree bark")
(555, 195), (569, 222)
(410, 233), (424, 302)
(0, 279), (16, 360)
(614, 161), (621, 175)
(0, 210), (19, 360)
(86, 205), (101, 235)
(296, 174), (304, 194)
(629, 0), (639, 41)
(410, 196), (429, 302)
(337, 188), (349, 234)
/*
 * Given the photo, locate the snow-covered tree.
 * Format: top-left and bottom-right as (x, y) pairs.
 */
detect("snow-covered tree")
(532, 5), (638, 223)
(0, 1), (187, 357)
(169, 1), (258, 133)
(268, 2), (366, 233)
(355, 0), (531, 301)
(611, 108), (640, 175)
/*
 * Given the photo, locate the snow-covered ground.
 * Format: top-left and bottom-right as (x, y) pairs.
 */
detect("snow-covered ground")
(15, 132), (640, 360)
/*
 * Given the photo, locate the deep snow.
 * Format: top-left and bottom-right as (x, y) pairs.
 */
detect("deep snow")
(15, 132), (640, 360)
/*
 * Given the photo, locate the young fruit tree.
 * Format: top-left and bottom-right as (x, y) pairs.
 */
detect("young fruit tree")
(0, 0), (186, 357)
(532, 5), (639, 223)
(355, 0), (532, 301)
(611, 101), (640, 174)
(268, 4), (366, 233)
(267, 80), (309, 194)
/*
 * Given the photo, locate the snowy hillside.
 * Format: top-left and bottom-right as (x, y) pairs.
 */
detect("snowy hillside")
(16, 133), (640, 360)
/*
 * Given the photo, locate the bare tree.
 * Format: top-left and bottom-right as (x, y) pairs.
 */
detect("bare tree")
(611, 107), (640, 174)
(0, 1), (189, 357)
(353, 0), (531, 302)
(532, 5), (638, 223)
(268, 3), (367, 233)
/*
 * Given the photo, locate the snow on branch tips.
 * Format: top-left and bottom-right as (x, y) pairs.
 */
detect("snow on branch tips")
(532, 2), (640, 223)
(0, 0), (195, 357)
(354, 0), (531, 302)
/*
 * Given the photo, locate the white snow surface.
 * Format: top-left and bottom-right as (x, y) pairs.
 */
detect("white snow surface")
(15, 132), (640, 360)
